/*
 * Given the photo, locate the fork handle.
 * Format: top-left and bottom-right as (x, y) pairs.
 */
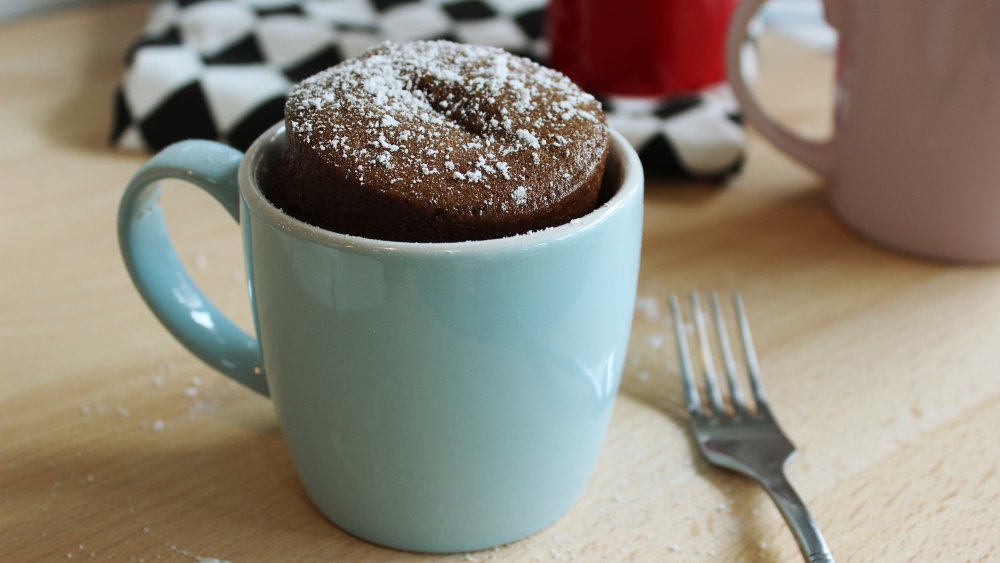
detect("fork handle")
(760, 471), (835, 563)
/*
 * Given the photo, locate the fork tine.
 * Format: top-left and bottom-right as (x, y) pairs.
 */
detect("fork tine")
(733, 291), (767, 409)
(710, 292), (746, 414)
(690, 291), (725, 416)
(668, 294), (702, 417)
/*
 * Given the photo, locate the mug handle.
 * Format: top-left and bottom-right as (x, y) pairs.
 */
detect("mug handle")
(726, 0), (834, 177)
(117, 140), (269, 397)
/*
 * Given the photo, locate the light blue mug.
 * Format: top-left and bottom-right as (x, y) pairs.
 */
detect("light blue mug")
(118, 123), (643, 553)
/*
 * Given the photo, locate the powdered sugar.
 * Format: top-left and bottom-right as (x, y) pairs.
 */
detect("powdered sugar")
(516, 129), (540, 149)
(284, 40), (608, 215)
(513, 186), (528, 205)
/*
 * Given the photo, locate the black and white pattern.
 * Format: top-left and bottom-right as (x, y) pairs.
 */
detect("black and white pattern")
(601, 88), (745, 180)
(112, 0), (744, 179)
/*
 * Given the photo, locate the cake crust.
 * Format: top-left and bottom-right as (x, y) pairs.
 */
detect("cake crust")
(269, 40), (609, 242)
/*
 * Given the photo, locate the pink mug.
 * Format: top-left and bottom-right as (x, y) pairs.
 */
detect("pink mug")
(727, 0), (1000, 262)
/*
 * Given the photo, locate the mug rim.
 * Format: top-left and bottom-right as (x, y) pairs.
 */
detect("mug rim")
(238, 122), (643, 254)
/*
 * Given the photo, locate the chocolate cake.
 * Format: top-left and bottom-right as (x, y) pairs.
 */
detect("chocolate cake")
(268, 40), (609, 243)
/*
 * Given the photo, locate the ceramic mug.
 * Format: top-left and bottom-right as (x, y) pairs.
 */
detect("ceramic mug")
(727, 0), (1000, 262)
(117, 123), (644, 552)
(549, 0), (738, 97)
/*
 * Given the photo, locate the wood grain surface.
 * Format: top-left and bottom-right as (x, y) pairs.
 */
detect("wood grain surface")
(2, 2), (998, 561)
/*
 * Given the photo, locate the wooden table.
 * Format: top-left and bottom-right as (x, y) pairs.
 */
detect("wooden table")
(3, 2), (998, 561)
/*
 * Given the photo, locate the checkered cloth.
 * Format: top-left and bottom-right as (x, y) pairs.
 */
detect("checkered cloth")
(111, 0), (745, 179)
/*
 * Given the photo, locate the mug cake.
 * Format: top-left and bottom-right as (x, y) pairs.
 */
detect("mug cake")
(267, 40), (609, 243)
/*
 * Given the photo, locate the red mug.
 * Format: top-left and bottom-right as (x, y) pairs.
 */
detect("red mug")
(548, 0), (738, 97)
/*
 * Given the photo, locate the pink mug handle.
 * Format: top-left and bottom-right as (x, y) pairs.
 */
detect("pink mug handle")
(726, 0), (834, 177)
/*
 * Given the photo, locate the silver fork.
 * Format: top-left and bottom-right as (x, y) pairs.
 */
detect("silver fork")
(668, 291), (835, 563)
